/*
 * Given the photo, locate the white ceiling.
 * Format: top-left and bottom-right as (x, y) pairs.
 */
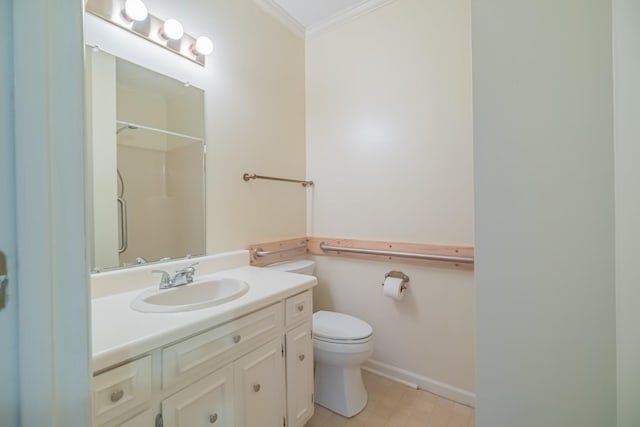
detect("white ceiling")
(271, 0), (369, 28)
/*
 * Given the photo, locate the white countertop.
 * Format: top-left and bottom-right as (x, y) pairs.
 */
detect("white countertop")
(92, 266), (317, 373)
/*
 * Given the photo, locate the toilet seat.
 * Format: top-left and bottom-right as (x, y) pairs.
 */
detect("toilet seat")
(313, 311), (373, 343)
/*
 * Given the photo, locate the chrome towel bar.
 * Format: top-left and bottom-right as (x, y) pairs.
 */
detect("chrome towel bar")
(319, 242), (474, 264)
(243, 173), (314, 187)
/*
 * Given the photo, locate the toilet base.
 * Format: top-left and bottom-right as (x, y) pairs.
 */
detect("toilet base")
(314, 362), (368, 418)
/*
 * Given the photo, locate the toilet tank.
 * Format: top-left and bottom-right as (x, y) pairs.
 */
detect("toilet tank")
(265, 259), (316, 275)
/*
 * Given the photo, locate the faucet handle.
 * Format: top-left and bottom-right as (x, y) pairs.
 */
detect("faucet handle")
(152, 270), (172, 288)
(181, 262), (199, 274)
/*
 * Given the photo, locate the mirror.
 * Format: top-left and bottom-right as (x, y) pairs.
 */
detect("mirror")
(86, 48), (205, 271)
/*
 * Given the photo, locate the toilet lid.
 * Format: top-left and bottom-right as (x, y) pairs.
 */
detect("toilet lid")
(313, 311), (373, 341)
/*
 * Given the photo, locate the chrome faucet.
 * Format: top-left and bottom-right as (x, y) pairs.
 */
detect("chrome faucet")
(151, 270), (174, 289)
(152, 263), (199, 289)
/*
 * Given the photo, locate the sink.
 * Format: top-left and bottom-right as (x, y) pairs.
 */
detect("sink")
(131, 277), (250, 313)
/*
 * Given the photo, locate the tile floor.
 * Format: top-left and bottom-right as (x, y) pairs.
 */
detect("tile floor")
(305, 371), (474, 427)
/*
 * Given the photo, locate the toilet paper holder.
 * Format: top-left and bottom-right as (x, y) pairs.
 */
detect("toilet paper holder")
(381, 270), (409, 290)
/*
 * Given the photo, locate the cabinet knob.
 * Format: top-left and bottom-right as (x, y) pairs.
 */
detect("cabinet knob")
(297, 304), (304, 312)
(298, 354), (305, 361)
(233, 334), (241, 343)
(253, 383), (261, 392)
(209, 413), (218, 423)
(110, 389), (124, 403)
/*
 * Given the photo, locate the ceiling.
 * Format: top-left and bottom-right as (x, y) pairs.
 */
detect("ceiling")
(268, 0), (389, 33)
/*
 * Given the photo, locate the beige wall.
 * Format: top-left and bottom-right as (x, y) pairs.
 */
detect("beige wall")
(306, 0), (474, 401)
(85, 0), (307, 255)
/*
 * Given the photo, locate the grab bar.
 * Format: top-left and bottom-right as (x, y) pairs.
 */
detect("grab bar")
(243, 173), (314, 187)
(117, 197), (128, 254)
(254, 244), (307, 258)
(319, 242), (474, 264)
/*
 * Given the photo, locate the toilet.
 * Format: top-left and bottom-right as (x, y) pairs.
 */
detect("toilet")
(265, 259), (374, 417)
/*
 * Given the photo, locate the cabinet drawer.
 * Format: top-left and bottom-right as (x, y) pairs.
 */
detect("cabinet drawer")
(285, 290), (312, 327)
(114, 409), (154, 427)
(162, 302), (284, 390)
(93, 356), (152, 423)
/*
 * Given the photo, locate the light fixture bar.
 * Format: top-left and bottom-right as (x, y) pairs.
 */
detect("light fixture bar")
(85, 0), (211, 67)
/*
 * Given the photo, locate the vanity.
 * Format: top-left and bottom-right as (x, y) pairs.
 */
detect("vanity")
(91, 251), (316, 427)
(85, 11), (316, 425)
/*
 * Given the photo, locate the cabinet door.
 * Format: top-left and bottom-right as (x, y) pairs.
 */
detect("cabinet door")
(286, 322), (314, 427)
(234, 338), (285, 427)
(162, 365), (234, 427)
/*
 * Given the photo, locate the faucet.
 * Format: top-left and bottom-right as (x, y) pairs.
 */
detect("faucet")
(152, 263), (199, 289)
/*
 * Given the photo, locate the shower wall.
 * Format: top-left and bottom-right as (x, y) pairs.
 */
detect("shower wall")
(166, 143), (204, 260)
(117, 142), (203, 265)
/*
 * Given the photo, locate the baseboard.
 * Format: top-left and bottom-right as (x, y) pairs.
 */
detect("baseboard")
(362, 359), (476, 407)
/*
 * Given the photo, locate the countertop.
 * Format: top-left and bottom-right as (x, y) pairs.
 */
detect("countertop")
(91, 266), (317, 373)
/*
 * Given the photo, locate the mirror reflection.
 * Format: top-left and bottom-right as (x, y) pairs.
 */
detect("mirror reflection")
(87, 48), (205, 271)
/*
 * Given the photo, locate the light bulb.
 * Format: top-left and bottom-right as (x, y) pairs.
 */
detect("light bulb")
(194, 36), (213, 56)
(123, 0), (148, 22)
(162, 19), (184, 40)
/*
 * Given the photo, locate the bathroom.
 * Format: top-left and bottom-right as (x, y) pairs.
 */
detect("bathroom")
(0, 0), (637, 427)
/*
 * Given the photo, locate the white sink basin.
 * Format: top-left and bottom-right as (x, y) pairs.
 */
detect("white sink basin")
(131, 277), (250, 313)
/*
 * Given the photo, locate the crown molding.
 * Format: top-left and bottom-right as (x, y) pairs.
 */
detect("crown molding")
(306, 0), (398, 37)
(252, 0), (305, 39)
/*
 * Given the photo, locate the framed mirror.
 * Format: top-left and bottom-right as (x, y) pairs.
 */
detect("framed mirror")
(86, 47), (205, 271)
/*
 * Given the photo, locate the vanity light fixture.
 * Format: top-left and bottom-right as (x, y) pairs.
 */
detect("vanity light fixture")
(85, 0), (212, 66)
(161, 18), (184, 41)
(193, 36), (214, 56)
(122, 0), (148, 22)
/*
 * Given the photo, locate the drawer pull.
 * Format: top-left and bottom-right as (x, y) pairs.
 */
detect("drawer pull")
(297, 304), (304, 312)
(298, 354), (305, 361)
(253, 383), (261, 392)
(110, 389), (124, 403)
(209, 413), (218, 423)
(233, 334), (241, 343)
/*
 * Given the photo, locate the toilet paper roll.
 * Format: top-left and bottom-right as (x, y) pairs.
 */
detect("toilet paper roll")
(383, 277), (405, 301)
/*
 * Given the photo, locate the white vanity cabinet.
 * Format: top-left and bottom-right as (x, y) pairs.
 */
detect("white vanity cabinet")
(93, 289), (314, 427)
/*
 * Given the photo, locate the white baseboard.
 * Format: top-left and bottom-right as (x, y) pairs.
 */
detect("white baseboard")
(362, 359), (476, 407)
